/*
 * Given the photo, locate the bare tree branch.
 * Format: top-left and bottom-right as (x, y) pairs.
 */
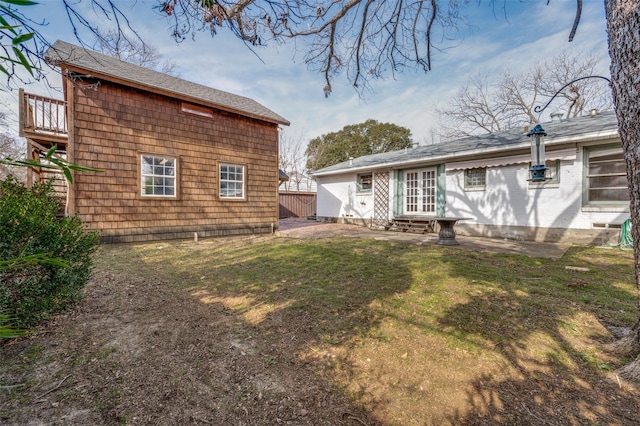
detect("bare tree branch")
(435, 50), (612, 139)
(157, 0), (463, 96)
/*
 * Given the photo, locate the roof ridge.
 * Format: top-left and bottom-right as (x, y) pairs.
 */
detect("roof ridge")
(46, 40), (289, 126)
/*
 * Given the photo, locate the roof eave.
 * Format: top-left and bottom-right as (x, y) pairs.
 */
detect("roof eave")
(57, 62), (290, 127)
(312, 128), (620, 177)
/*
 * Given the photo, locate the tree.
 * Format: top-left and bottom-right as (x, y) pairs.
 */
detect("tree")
(605, 0), (640, 380)
(305, 119), (412, 171)
(0, 0), (140, 90)
(0, 133), (24, 180)
(436, 51), (612, 139)
(0, 107), (25, 181)
(278, 130), (306, 192)
(157, 0), (466, 96)
(92, 28), (180, 75)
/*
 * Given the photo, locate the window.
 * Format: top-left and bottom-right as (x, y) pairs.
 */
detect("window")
(584, 146), (628, 205)
(140, 154), (178, 197)
(181, 101), (214, 118)
(404, 168), (436, 214)
(220, 163), (245, 199)
(529, 160), (560, 185)
(357, 173), (372, 193)
(464, 168), (486, 190)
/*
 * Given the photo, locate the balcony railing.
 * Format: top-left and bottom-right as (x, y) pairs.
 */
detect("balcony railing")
(19, 89), (68, 139)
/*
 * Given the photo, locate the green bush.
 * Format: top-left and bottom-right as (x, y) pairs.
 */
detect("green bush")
(0, 176), (100, 327)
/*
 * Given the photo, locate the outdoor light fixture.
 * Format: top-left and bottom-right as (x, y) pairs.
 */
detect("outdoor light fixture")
(527, 124), (548, 182)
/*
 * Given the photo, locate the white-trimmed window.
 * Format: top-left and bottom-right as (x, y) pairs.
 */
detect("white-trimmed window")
(220, 163), (245, 199)
(357, 172), (372, 193)
(584, 145), (628, 205)
(464, 168), (486, 190)
(141, 154), (178, 197)
(529, 160), (560, 186)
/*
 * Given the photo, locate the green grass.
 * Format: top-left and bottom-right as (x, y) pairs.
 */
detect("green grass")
(97, 237), (637, 358)
(34, 236), (639, 424)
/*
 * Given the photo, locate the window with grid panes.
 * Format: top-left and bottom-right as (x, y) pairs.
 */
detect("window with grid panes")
(464, 168), (486, 190)
(220, 164), (245, 199)
(140, 155), (177, 197)
(357, 173), (372, 193)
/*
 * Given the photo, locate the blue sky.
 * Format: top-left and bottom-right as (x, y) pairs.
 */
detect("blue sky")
(2, 0), (611, 146)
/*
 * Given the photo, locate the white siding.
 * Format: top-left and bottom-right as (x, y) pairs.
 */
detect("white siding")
(445, 148), (628, 230)
(316, 173), (374, 220)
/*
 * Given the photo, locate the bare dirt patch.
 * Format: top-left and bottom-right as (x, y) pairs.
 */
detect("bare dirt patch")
(1, 257), (373, 425)
(2, 231), (639, 425)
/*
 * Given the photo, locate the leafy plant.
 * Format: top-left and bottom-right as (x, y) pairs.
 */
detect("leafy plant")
(0, 310), (27, 339)
(0, 176), (100, 327)
(1, 144), (102, 184)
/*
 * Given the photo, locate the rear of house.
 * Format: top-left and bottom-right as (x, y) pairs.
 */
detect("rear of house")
(313, 112), (628, 244)
(20, 41), (289, 243)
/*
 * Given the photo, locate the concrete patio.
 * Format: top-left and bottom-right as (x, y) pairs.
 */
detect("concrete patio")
(277, 218), (578, 259)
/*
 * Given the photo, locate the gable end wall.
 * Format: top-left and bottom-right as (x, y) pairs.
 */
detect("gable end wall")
(70, 79), (279, 242)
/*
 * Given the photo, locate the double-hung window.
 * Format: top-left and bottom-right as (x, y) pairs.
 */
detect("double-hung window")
(357, 173), (373, 193)
(220, 163), (245, 200)
(140, 154), (178, 198)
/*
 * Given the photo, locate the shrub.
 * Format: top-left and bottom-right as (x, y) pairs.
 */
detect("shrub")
(0, 176), (100, 327)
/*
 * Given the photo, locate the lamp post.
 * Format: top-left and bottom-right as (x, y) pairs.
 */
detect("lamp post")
(527, 124), (548, 182)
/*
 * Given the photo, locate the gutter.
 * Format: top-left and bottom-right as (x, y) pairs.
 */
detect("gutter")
(312, 128), (620, 177)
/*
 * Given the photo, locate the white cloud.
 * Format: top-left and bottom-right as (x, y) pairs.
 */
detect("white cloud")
(3, 0), (611, 153)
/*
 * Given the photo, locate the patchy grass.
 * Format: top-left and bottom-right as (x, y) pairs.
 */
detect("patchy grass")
(124, 237), (637, 424)
(2, 235), (638, 425)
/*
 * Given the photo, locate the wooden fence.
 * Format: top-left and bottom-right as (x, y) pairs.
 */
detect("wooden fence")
(279, 192), (317, 219)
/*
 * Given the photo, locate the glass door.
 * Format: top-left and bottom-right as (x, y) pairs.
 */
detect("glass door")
(404, 168), (436, 214)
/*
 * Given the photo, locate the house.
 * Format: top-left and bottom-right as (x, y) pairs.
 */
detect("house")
(19, 40), (289, 243)
(280, 171), (317, 193)
(312, 111), (628, 244)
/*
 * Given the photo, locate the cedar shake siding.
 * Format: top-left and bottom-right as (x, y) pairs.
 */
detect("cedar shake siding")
(70, 81), (280, 243)
(21, 41), (288, 243)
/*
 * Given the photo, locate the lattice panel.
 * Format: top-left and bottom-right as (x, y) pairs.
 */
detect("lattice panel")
(373, 171), (390, 228)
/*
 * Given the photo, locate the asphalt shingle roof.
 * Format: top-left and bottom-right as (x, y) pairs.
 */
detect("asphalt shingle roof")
(46, 40), (289, 126)
(312, 111), (619, 176)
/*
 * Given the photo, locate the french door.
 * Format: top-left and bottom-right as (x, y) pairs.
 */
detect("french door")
(404, 168), (436, 214)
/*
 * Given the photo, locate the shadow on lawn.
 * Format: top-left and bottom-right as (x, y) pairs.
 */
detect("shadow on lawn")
(134, 239), (639, 425)
(141, 238), (415, 424)
(180, 238), (414, 346)
(436, 246), (639, 425)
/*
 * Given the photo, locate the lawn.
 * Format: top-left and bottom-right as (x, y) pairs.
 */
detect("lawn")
(1, 234), (639, 425)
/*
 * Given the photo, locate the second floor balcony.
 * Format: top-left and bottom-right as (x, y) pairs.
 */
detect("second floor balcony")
(19, 89), (68, 146)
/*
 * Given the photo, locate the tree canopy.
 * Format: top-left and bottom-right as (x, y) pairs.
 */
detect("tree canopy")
(305, 119), (412, 171)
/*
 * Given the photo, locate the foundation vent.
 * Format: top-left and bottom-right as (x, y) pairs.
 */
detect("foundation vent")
(592, 223), (622, 229)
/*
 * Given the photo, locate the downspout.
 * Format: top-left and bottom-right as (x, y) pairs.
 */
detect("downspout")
(64, 68), (76, 216)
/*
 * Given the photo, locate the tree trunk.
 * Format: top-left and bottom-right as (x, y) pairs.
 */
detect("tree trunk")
(605, 0), (640, 380)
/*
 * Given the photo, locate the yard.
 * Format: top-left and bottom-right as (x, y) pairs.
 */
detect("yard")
(1, 231), (639, 425)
